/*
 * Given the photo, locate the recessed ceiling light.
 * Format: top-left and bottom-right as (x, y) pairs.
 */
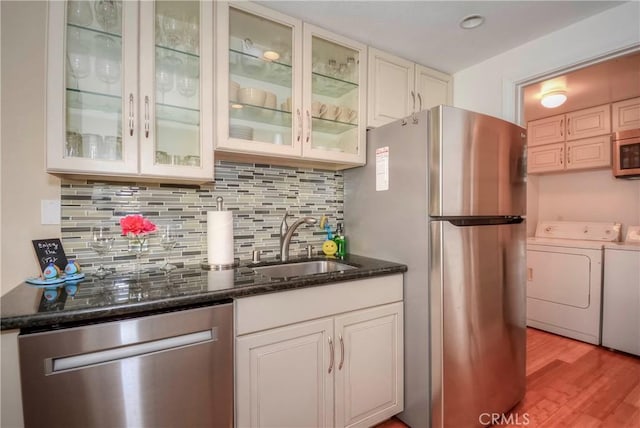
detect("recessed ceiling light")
(541, 90), (568, 108)
(460, 15), (485, 30)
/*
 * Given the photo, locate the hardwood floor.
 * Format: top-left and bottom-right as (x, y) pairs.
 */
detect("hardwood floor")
(375, 328), (640, 427)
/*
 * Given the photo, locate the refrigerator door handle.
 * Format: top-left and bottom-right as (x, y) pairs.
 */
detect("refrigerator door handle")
(440, 216), (524, 227)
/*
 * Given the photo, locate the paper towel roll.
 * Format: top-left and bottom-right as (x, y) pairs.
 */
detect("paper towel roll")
(207, 211), (234, 265)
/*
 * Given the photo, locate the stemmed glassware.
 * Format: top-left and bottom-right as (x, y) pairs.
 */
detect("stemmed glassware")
(90, 225), (115, 278)
(66, 28), (90, 89)
(95, 35), (121, 93)
(94, 0), (121, 34)
(160, 224), (178, 271)
(67, 0), (93, 26)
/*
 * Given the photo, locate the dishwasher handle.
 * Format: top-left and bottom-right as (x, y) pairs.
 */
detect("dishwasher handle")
(47, 328), (216, 374)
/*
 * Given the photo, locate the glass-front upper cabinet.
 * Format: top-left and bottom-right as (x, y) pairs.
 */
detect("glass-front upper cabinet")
(302, 25), (367, 165)
(215, 2), (302, 158)
(46, 1), (214, 182)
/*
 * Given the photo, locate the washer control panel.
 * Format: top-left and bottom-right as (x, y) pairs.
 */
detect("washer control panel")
(535, 221), (621, 242)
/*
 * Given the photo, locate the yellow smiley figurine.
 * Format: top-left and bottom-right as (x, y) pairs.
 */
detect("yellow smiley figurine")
(322, 239), (338, 256)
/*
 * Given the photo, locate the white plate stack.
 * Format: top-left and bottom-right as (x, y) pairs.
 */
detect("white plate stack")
(230, 124), (253, 140)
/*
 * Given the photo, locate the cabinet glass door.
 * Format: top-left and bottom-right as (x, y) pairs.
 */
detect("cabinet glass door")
(227, 6), (296, 149)
(65, 0), (126, 162)
(309, 36), (360, 155)
(153, 0), (201, 168)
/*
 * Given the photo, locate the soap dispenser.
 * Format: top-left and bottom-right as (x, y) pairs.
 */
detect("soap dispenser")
(334, 223), (346, 258)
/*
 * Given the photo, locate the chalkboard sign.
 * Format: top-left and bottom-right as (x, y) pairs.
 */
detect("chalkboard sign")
(32, 239), (68, 272)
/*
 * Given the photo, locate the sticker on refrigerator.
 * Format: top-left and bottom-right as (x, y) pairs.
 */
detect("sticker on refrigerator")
(376, 147), (389, 191)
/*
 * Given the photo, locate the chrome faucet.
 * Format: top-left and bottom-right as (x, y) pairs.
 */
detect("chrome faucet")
(279, 212), (292, 251)
(280, 215), (317, 262)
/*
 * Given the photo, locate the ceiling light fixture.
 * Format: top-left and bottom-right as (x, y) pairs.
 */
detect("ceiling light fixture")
(541, 90), (568, 108)
(459, 15), (485, 30)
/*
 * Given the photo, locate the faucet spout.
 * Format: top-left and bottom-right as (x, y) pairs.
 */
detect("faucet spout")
(280, 216), (317, 262)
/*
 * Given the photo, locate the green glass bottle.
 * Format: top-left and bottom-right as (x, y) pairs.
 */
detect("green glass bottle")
(334, 222), (346, 258)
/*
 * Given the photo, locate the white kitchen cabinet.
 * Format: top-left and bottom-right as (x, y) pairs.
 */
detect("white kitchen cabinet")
(612, 97), (640, 132)
(528, 104), (611, 146)
(565, 104), (610, 141)
(367, 47), (451, 128)
(235, 275), (404, 428)
(46, 1), (214, 182)
(527, 104), (612, 175)
(527, 136), (611, 174)
(527, 115), (565, 147)
(566, 135), (611, 170)
(215, 2), (366, 169)
(527, 143), (565, 173)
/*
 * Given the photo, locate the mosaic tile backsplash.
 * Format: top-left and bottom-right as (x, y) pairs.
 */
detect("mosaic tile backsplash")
(61, 161), (345, 274)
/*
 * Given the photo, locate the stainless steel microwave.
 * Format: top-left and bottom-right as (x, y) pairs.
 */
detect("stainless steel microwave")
(612, 129), (640, 179)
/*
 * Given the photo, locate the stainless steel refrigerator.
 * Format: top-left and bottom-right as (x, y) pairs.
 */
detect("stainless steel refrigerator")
(344, 106), (527, 428)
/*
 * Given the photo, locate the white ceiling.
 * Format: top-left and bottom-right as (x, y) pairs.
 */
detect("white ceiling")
(257, 1), (625, 74)
(523, 50), (640, 122)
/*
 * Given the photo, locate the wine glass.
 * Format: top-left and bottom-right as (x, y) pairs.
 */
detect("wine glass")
(67, 0), (93, 26)
(90, 226), (114, 278)
(94, 0), (121, 34)
(160, 224), (178, 271)
(95, 35), (121, 93)
(67, 30), (91, 89)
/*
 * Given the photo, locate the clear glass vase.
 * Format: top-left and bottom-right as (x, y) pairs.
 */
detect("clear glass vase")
(127, 234), (150, 273)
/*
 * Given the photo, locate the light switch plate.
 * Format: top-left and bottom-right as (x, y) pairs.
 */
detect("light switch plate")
(626, 226), (640, 242)
(41, 200), (61, 225)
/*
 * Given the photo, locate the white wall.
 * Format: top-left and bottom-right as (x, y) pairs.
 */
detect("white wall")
(453, 1), (640, 236)
(1, 2), (54, 427)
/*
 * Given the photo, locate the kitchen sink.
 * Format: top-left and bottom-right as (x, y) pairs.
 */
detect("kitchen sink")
(253, 260), (356, 279)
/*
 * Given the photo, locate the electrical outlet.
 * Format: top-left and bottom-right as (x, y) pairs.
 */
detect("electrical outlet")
(41, 200), (61, 225)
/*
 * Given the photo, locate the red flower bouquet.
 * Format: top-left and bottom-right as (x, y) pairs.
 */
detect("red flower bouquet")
(120, 215), (157, 272)
(120, 214), (157, 236)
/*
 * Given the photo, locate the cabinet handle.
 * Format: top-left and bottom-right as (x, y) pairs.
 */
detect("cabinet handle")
(560, 147), (564, 165)
(328, 336), (334, 374)
(417, 93), (423, 112)
(144, 96), (150, 138)
(560, 119), (563, 136)
(128, 93), (134, 136)
(411, 90), (416, 112)
(296, 109), (302, 142)
(567, 146), (571, 164)
(567, 118), (571, 135)
(338, 334), (344, 370)
(306, 110), (311, 143)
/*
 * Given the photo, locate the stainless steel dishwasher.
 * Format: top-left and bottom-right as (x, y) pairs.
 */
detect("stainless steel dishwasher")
(19, 303), (233, 428)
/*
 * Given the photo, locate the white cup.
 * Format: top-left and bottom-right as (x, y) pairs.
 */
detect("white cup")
(264, 92), (277, 109)
(311, 101), (327, 117)
(337, 107), (357, 123)
(273, 133), (284, 145)
(322, 104), (342, 121)
(280, 96), (292, 112)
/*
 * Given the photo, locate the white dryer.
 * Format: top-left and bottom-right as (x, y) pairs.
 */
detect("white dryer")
(602, 240), (640, 356)
(526, 221), (621, 345)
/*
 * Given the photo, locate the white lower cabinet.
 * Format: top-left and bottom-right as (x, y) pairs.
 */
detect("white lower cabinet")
(235, 275), (404, 428)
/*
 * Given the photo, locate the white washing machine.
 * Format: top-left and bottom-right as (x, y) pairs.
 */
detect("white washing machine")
(602, 240), (640, 356)
(526, 221), (621, 345)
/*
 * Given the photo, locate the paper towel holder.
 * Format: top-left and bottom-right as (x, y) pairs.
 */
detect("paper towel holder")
(201, 261), (238, 270)
(203, 196), (237, 270)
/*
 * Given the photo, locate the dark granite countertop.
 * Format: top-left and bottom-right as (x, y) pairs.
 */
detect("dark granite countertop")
(1, 254), (406, 331)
